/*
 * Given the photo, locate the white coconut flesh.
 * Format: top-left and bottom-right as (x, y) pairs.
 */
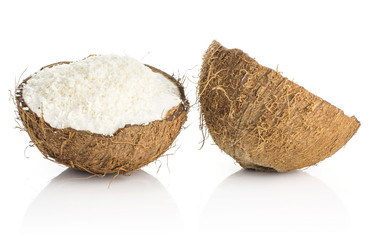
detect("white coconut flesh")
(22, 55), (182, 136)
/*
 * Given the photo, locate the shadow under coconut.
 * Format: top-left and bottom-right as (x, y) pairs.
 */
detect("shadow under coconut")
(22, 169), (182, 235)
(200, 169), (348, 232)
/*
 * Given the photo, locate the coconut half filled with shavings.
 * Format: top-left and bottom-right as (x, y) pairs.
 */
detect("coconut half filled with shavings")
(16, 55), (189, 175)
(198, 41), (360, 172)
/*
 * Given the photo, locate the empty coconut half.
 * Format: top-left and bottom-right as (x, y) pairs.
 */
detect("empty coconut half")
(16, 55), (189, 175)
(199, 41), (360, 172)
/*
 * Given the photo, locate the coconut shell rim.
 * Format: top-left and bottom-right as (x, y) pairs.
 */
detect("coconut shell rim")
(15, 59), (189, 138)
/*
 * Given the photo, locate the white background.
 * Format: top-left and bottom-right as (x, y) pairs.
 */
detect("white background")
(1, 0), (374, 239)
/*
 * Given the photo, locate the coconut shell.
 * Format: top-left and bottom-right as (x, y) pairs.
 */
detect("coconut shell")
(199, 41), (360, 172)
(16, 61), (189, 175)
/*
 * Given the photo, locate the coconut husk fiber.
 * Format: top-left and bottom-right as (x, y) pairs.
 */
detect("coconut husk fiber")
(199, 41), (360, 172)
(16, 61), (189, 175)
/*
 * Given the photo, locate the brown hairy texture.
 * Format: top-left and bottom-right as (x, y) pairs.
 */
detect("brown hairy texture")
(16, 61), (189, 175)
(199, 41), (360, 172)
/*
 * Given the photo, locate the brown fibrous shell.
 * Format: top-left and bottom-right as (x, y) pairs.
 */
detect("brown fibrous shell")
(16, 61), (189, 175)
(199, 41), (360, 172)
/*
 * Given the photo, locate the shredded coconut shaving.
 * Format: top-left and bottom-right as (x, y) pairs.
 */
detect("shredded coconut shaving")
(23, 55), (181, 135)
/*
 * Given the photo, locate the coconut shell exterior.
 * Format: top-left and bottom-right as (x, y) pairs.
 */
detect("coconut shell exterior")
(199, 41), (360, 172)
(16, 62), (189, 175)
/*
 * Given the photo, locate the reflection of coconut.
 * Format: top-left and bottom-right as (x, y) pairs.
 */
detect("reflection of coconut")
(16, 55), (189, 175)
(23, 169), (181, 233)
(199, 41), (360, 172)
(200, 170), (348, 231)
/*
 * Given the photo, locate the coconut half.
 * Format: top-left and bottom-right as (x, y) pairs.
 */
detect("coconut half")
(16, 56), (189, 175)
(199, 41), (360, 172)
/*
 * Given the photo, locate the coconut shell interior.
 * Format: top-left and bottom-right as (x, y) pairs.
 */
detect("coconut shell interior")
(199, 41), (360, 172)
(16, 61), (189, 175)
